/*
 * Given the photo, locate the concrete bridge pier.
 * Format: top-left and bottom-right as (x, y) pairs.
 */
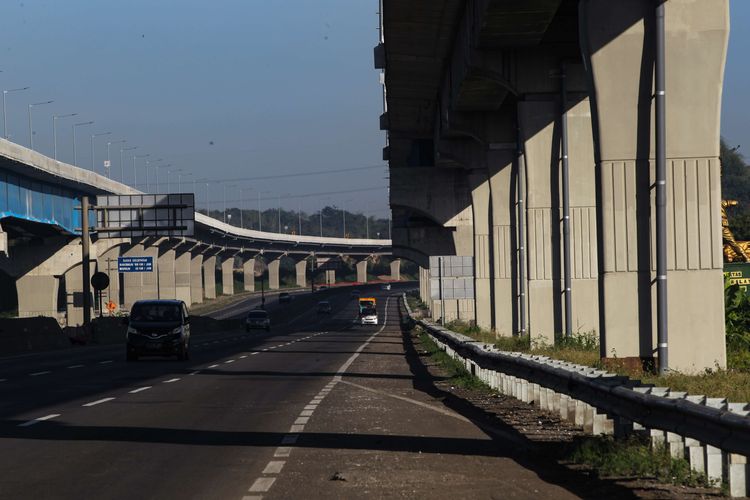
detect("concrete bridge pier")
(242, 255), (256, 292)
(356, 259), (368, 284)
(122, 243), (159, 310)
(190, 252), (204, 305)
(580, 0), (728, 370)
(390, 259), (401, 281)
(157, 246), (176, 301)
(95, 241), (125, 311)
(202, 254), (217, 300)
(174, 248), (192, 305)
(294, 257), (308, 288)
(268, 257), (281, 290)
(221, 254), (236, 296)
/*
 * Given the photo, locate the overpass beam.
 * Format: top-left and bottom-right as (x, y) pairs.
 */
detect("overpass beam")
(580, 0), (728, 371)
(221, 256), (235, 296)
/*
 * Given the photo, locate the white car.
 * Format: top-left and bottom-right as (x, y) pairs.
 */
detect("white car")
(381, 283), (391, 290)
(360, 308), (378, 325)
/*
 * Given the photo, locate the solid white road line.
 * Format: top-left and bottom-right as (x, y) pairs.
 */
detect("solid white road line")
(30, 371), (51, 376)
(18, 414), (60, 427)
(129, 386), (151, 394)
(82, 397), (115, 407)
(163, 378), (180, 383)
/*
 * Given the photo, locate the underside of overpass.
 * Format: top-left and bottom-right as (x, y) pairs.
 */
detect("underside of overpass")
(382, 0), (729, 372)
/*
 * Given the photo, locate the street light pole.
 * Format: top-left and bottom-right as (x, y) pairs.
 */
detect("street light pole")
(28, 100), (53, 150)
(91, 131), (111, 173)
(120, 146), (137, 183)
(106, 140), (126, 179)
(132, 154), (149, 189)
(277, 194), (281, 233)
(52, 113), (77, 160)
(3, 86), (29, 139)
(144, 158), (163, 192)
(257, 191), (262, 231)
(154, 164), (171, 193)
(72, 121), (94, 167)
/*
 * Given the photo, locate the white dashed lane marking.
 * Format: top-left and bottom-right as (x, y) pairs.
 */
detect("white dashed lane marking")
(30, 371), (51, 377)
(248, 477), (276, 493)
(82, 397), (115, 407)
(129, 386), (151, 394)
(263, 461), (285, 474)
(209, 364), (219, 368)
(162, 378), (180, 384)
(67, 365), (84, 369)
(224, 359), (235, 364)
(18, 414), (60, 427)
(99, 360), (114, 365)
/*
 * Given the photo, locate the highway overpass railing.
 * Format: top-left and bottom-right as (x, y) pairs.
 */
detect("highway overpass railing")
(402, 294), (750, 497)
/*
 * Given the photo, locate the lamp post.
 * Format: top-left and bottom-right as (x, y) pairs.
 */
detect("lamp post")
(132, 154), (150, 189)
(277, 194), (282, 233)
(106, 140), (126, 179)
(298, 199), (302, 236)
(3, 86), (29, 139)
(166, 167), (182, 193)
(257, 191), (262, 231)
(144, 158), (163, 192)
(72, 121), (94, 167)
(154, 163), (171, 193)
(91, 132), (111, 173)
(120, 146), (137, 183)
(52, 113), (77, 160)
(28, 100), (53, 150)
(179, 171), (191, 192)
(240, 187), (252, 229)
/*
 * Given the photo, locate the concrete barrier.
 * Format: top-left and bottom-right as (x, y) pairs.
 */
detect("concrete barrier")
(402, 294), (750, 497)
(0, 317), (70, 355)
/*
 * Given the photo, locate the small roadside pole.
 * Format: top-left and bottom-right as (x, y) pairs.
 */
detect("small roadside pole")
(81, 196), (92, 327)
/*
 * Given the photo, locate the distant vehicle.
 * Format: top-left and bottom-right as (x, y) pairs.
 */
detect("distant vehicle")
(317, 301), (332, 314)
(318, 285), (328, 290)
(125, 300), (191, 361)
(358, 297), (376, 314)
(279, 292), (292, 303)
(350, 289), (361, 298)
(381, 283), (392, 290)
(360, 307), (378, 326)
(246, 309), (271, 332)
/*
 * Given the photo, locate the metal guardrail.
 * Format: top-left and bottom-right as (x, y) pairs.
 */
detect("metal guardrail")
(402, 293), (750, 496)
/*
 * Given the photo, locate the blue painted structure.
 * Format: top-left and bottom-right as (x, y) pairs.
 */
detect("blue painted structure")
(0, 169), (92, 235)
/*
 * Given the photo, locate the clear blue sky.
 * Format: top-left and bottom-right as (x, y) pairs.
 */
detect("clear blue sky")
(0, 1), (747, 217)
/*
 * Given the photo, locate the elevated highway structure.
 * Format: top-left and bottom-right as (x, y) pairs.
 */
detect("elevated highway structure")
(0, 139), (393, 327)
(380, 0), (728, 371)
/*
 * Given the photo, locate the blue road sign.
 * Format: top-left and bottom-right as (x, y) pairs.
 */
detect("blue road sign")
(118, 256), (154, 272)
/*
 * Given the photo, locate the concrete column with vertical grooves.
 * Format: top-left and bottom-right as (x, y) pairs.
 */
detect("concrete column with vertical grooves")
(295, 259), (307, 288)
(390, 259), (401, 281)
(123, 244), (159, 310)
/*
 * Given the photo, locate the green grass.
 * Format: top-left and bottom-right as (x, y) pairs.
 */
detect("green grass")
(417, 328), (487, 390)
(568, 436), (715, 488)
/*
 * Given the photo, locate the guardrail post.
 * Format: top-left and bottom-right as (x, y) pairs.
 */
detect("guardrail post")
(665, 391), (688, 458)
(703, 398), (728, 484)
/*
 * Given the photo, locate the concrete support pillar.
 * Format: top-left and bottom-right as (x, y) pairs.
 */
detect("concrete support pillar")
(174, 251), (192, 304)
(203, 255), (217, 300)
(221, 256), (235, 296)
(243, 257), (256, 292)
(157, 248), (176, 300)
(390, 259), (401, 281)
(469, 172), (492, 330)
(325, 268), (335, 286)
(190, 253), (203, 304)
(518, 97), (599, 343)
(295, 259), (308, 288)
(356, 259), (368, 284)
(123, 244), (159, 310)
(580, 0), (728, 370)
(64, 261), (93, 327)
(268, 258), (281, 290)
(97, 245), (122, 310)
(17, 275), (59, 319)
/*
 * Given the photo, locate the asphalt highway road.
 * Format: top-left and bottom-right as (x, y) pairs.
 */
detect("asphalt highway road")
(0, 283), (410, 499)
